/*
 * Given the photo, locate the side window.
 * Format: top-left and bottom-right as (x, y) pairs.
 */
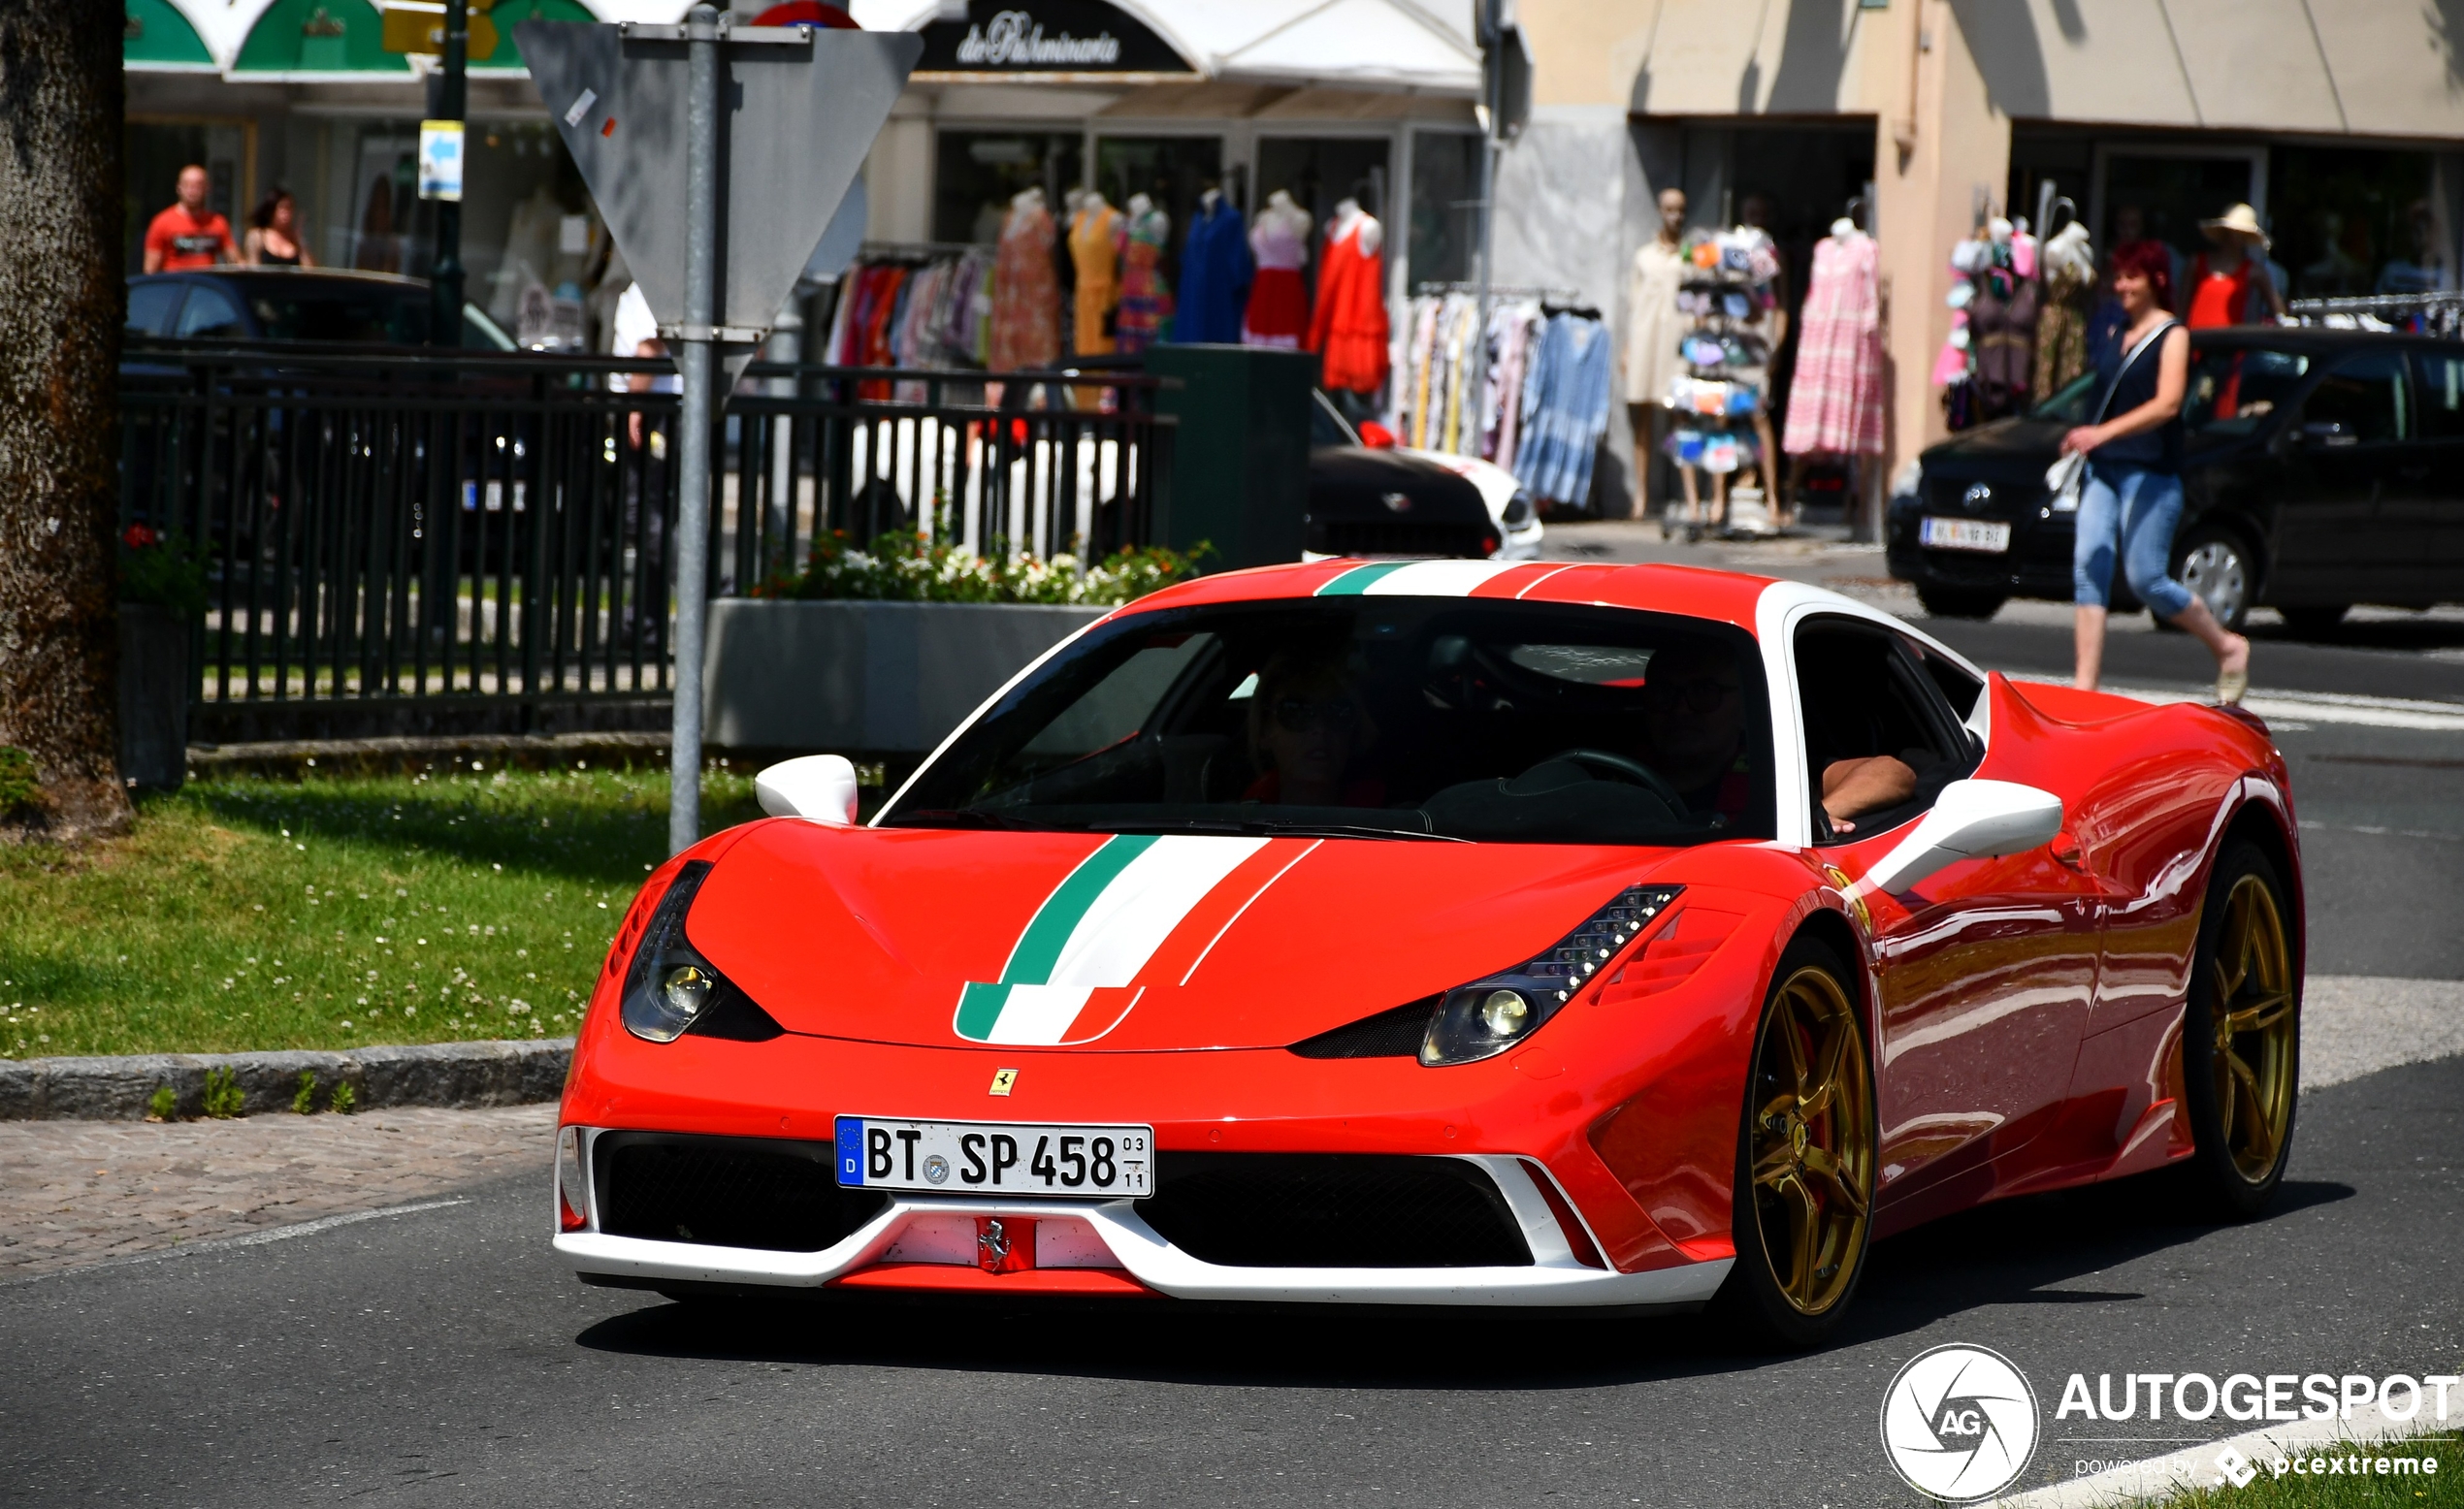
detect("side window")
(1901, 634), (1985, 728)
(126, 282), (183, 337)
(174, 284), (246, 340)
(1794, 620), (1969, 843)
(2301, 351), (2408, 445)
(1020, 633), (1215, 758)
(2410, 351), (2464, 441)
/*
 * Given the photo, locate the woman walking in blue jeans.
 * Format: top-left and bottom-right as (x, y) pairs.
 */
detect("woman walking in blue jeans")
(2061, 241), (2252, 703)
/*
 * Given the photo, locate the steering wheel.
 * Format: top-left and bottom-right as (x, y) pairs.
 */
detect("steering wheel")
(1529, 748), (1688, 811)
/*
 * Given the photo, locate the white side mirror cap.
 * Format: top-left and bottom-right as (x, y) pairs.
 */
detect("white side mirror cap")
(756, 754), (860, 825)
(1862, 779), (2063, 896)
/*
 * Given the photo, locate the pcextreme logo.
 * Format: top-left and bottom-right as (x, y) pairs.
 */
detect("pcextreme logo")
(1881, 1344), (2042, 1501)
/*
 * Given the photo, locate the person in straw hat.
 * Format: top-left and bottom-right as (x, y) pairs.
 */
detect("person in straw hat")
(2185, 203), (2286, 331)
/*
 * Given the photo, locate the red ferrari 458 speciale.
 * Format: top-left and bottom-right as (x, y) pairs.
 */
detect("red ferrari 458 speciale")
(553, 558), (2302, 1345)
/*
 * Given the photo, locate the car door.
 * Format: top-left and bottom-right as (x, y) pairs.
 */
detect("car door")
(2407, 347), (2464, 598)
(2273, 349), (2411, 602)
(1790, 619), (2100, 1207)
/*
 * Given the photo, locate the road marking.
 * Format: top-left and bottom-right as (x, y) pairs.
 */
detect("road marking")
(2010, 678), (2464, 731)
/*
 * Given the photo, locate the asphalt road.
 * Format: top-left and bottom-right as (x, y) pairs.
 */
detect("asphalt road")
(6, 533), (2459, 1508)
(4, 1055), (2456, 1508)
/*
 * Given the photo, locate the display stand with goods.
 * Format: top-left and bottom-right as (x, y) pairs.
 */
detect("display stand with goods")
(1390, 282), (1614, 516)
(1662, 226), (1783, 539)
(1934, 214), (2039, 431)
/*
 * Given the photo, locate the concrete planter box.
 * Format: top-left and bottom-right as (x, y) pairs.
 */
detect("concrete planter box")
(118, 603), (189, 792)
(702, 598), (1108, 754)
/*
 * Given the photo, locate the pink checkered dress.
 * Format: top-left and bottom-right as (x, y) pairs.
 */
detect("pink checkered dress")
(1782, 234), (1887, 456)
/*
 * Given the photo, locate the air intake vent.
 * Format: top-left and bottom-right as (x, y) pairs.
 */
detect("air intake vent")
(1139, 1153), (1532, 1268)
(1287, 996), (1439, 1059)
(595, 1133), (885, 1252)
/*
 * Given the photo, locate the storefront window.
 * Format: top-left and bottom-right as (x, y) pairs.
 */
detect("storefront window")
(1409, 130), (1480, 290)
(2099, 152), (2259, 265)
(935, 131), (1085, 245)
(1093, 136), (1223, 280)
(2270, 146), (2443, 298)
(1256, 136), (1388, 302)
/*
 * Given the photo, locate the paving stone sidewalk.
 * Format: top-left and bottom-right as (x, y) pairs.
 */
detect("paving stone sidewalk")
(0, 1104), (555, 1280)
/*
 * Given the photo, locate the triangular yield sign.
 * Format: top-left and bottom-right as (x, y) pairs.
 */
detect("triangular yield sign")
(517, 19), (920, 383)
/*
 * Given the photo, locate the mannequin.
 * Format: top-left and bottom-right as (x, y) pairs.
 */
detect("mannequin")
(989, 186), (1059, 372)
(1625, 186), (1691, 520)
(1176, 181), (1252, 344)
(1310, 194), (1388, 397)
(1117, 191), (1174, 351)
(1781, 210), (1887, 502)
(1245, 188), (1312, 347)
(1070, 187), (1125, 358)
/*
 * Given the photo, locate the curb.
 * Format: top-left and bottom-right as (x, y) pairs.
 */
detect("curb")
(1986, 1390), (2457, 1507)
(0, 1039), (574, 1120)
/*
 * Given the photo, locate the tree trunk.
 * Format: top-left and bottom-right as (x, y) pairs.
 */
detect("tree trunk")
(0, 0), (130, 840)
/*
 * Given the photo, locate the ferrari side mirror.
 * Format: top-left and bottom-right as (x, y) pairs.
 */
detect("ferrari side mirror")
(755, 754), (860, 825)
(1863, 779), (2063, 895)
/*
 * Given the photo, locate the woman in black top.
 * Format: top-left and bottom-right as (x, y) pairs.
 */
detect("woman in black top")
(2059, 241), (2249, 702)
(243, 189), (314, 269)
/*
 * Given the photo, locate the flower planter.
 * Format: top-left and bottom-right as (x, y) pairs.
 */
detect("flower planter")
(118, 603), (190, 792)
(702, 598), (1109, 754)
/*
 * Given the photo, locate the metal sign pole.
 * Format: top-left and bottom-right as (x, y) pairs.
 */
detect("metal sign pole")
(667, 3), (721, 854)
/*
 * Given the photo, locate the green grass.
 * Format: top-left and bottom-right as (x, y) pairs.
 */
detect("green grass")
(0, 762), (760, 1058)
(2155, 1433), (2462, 1508)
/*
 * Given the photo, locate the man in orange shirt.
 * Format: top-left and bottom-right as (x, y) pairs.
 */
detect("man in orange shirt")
(143, 165), (237, 273)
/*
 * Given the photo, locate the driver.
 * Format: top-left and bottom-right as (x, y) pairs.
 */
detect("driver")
(1638, 642), (1915, 834)
(1243, 645), (1385, 807)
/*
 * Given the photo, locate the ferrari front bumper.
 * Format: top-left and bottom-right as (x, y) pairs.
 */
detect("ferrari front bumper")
(554, 1134), (1730, 1309)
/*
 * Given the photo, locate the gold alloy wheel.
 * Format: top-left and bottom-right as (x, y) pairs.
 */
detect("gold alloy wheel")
(2208, 873), (2296, 1181)
(1748, 967), (1875, 1315)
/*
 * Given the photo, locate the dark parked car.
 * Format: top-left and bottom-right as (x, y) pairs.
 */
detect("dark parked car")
(1306, 390), (1504, 559)
(125, 268), (518, 350)
(1890, 327), (2464, 632)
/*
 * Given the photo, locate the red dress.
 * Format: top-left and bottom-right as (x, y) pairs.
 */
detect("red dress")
(1307, 217), (1391, 394)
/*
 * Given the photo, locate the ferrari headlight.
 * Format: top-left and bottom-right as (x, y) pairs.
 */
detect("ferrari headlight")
(1420, 885), (1681, 1066)
(619, 861), (735, 1043)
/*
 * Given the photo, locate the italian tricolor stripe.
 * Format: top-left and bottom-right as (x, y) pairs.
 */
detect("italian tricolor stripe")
(953, 834), (1315, 1045)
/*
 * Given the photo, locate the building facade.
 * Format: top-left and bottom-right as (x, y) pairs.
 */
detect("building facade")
(1498, 0), (2464, 510)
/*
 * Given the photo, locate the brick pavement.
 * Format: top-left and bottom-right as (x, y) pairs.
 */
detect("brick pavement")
(0, 1104), (555, 1279)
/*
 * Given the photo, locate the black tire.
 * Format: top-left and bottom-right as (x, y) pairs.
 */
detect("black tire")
(2173, 527), (2256, 632)
(1916, 587), (2007, 620)
(2278, 603), (2349, 637)
(2178, 842), (2299, 1218)
(1715, 935), (1877, 1350)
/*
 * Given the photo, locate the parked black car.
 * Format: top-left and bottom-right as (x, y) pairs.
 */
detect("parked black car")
(1306, 390), (1501, 559)
(125, 268), (518, 350)
(1889, 327), (2464, 631)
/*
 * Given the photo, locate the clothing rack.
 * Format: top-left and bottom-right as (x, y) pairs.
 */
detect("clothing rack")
(857, 240), (994, 261)
(1415, 281), (1583, 302)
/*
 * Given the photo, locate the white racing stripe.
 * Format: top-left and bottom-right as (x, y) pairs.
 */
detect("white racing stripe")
(1043, 836), (1271, 989)
(1354, 560), (1528, 596)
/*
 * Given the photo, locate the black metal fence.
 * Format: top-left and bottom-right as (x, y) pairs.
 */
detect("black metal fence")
(118, 343), (1175, 733)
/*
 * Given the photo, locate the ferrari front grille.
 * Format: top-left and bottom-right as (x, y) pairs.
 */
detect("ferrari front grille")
(1140, 1153), (1533, 1268)
(1286, 996), (1439, 1059)
(595, 1132), (887, 1252)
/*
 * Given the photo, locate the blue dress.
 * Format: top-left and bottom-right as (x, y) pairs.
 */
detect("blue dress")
(1173, 201), (1253, 344)
(1513, 313), (1616, 508)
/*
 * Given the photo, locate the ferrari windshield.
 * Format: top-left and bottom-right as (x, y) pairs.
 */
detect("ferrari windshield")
(880, 598), (1775, 846)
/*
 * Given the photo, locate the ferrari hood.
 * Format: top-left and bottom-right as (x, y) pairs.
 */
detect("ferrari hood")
(682, 821), (1690, 1052)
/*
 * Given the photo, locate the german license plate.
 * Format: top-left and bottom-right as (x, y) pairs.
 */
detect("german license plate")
(834, 1116), (1153, 1198)
(1920, 516), (2012, 553)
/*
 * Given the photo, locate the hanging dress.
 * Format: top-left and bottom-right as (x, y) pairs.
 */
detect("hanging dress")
(1070, 203), (1125, 356)
(989, 200), (1060, 372)
(1781, 233), (1886, 456)
(1307, 214), (1390, 395)
(1116, 208), (1173, 352)
(1174, 200), (1253, 344)
(1623, 239), (1689, 406)
(1244, 209), (1310, 348)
